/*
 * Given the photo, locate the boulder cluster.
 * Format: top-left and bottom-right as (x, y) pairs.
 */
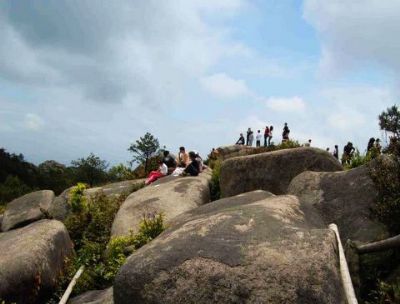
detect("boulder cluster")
(0, 146), (387, 303)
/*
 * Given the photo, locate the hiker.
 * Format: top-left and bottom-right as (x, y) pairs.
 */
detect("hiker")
(246, 128), (252, 145)
(145, 159), (168, 185)
(256, 130), (262, 147)
(375, 139), (382, 154)
(367, 137), (375, 152)
(268, 126), (274, 146)
(282, 123), (290, 142)
(248, 130), (254, 146)
(163, 150), (177, 174)
(333, 145), (339, 160)
(342, 142), (355, 165)
(264, 126), (270, 147)
(208, 148), (219, 161)
(304, 139), (312, 147)
(184, 151), (200, 176)
(177, 146), (189, 167)
(236, 133), (245, 145)
(194, 151), (204, 173)
(326, 147), (330, 152)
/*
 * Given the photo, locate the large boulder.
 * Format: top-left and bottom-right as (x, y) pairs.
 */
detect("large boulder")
(1, 190), (55, 231)
(288, 165), (388, 243)
(216, 145), (257, 160)
(111, 173), (210, 237)
(114, 191), (345, 304)
(0, 219), (73, 303)
(49, 180), (144, 221)
(220, 147), (342, 197)
(69, 288), (113, 304)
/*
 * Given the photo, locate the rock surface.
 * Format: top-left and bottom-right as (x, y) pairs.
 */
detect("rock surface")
(1, 190), (55, 231)
(111, 173), (210, 237)
(114, 191), (345, 304)
(220, 147), (342, 197)
(0, 220), (73, 303)
(288, 165), (388, 243)
(69, 288), (113, 304)
(49, 180), (144, 221)
(216, 145), (256, 160)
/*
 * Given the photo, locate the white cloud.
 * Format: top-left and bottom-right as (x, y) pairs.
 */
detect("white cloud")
(265, 96), (306, 112)
(200, 73), (251, 99)
(303, 0), (400, 77)
(24, 113), (44, 131)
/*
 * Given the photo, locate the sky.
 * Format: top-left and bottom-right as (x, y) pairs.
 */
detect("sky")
(0, 0), (399, 166)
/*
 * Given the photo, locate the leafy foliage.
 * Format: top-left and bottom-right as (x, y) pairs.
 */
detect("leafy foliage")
(128, 132), (160, 174)
(53, 184), (162, 301)
(71, 153), (108, 187)
(108, 163), (135, 181)
(379, 105), (400, 139)
(209, 159), (221, 201)
(0, 175), (33, 206)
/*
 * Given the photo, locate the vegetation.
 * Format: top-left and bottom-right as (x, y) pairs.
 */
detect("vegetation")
(48, 182), (161, 302)
(128, 132), (160, 174)
(108, 163), (135, 181)
(209, 159), (221, 201)
(71, 153), (109, 187)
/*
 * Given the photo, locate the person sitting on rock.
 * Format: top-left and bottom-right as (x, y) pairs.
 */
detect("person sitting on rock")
(177, 146), (189, 167)
(183, 151), (200, 176)
(194, 151), (204, 173)
(282, 123), (290, 142)
(236, 133), (245, 145)
(163, 150), (177, 174)
(145, 159), (168, 185)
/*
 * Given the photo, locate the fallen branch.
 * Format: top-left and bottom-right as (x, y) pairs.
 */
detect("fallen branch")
(357, 234), (400, 254)
(59, 265), (85, 304)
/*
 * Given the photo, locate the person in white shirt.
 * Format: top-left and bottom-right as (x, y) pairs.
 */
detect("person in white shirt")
(145, 159), (168, 185)
(256, 130), (262, 147)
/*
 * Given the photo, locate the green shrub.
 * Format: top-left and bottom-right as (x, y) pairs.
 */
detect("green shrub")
(69, 183), (88, 213)
(0, 175), (33, 206)
(210, 159), (221, 201)
(366, 279), (400, 304)
(344, 149), (372, 170)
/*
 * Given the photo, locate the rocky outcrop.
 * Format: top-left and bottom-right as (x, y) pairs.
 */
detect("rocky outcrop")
(84, 180), (144, 198)
(216, 145), (257, 160)
(114, 191), (345, 304)
(49, 180), (144, 221)
(220, 147), (342, 197)
(111, 173), (210, 237)
(0, 220), (73, 303)
(288, 165), (388, 243)
(1, 190), (55, 231)
(69, 288), (113, 304)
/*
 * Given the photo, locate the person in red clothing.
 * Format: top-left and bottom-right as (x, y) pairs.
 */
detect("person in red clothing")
(145, 159), (168, 185)
(264, 126), (270, 147)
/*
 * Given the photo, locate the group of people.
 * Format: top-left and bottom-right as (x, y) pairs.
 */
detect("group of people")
(235, 123), (291, 147)
(145, 147), (204, 185)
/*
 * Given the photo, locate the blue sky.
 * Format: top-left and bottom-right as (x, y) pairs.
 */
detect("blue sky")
(0, 0), (399, 166)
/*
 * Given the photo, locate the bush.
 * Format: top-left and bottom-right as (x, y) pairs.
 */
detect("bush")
(344, 149), (372, 170)
(209, 160), (221, 201)
(0, 175), (33, 206)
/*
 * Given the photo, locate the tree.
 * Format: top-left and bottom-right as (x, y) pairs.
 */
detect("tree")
(379, 105), (400, 154)
(38, 160), (69, 194)
(108, 163), (135, 181)
(71, 153), (108, 187)
(128, 132), (160, 173)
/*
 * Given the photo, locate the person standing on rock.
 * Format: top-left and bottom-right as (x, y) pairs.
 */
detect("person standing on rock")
(367, 137), (375, 152)
(282, 123), (290, 142)
(333, 145), (339, 160)
(264, 126), (270, 147)
(256, 130), (262, 147)
(177, 147), (189, 167)
(268, 125), (273, 146)
(342, 142), (355, 165)
(246, 128), (252, 145)
(304, 139), (312, 147)
(236, 133), (245, 145)
(248, 129), (254, 146)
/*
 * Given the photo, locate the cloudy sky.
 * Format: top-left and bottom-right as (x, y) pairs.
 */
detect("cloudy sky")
(1, 0), (399, 166)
